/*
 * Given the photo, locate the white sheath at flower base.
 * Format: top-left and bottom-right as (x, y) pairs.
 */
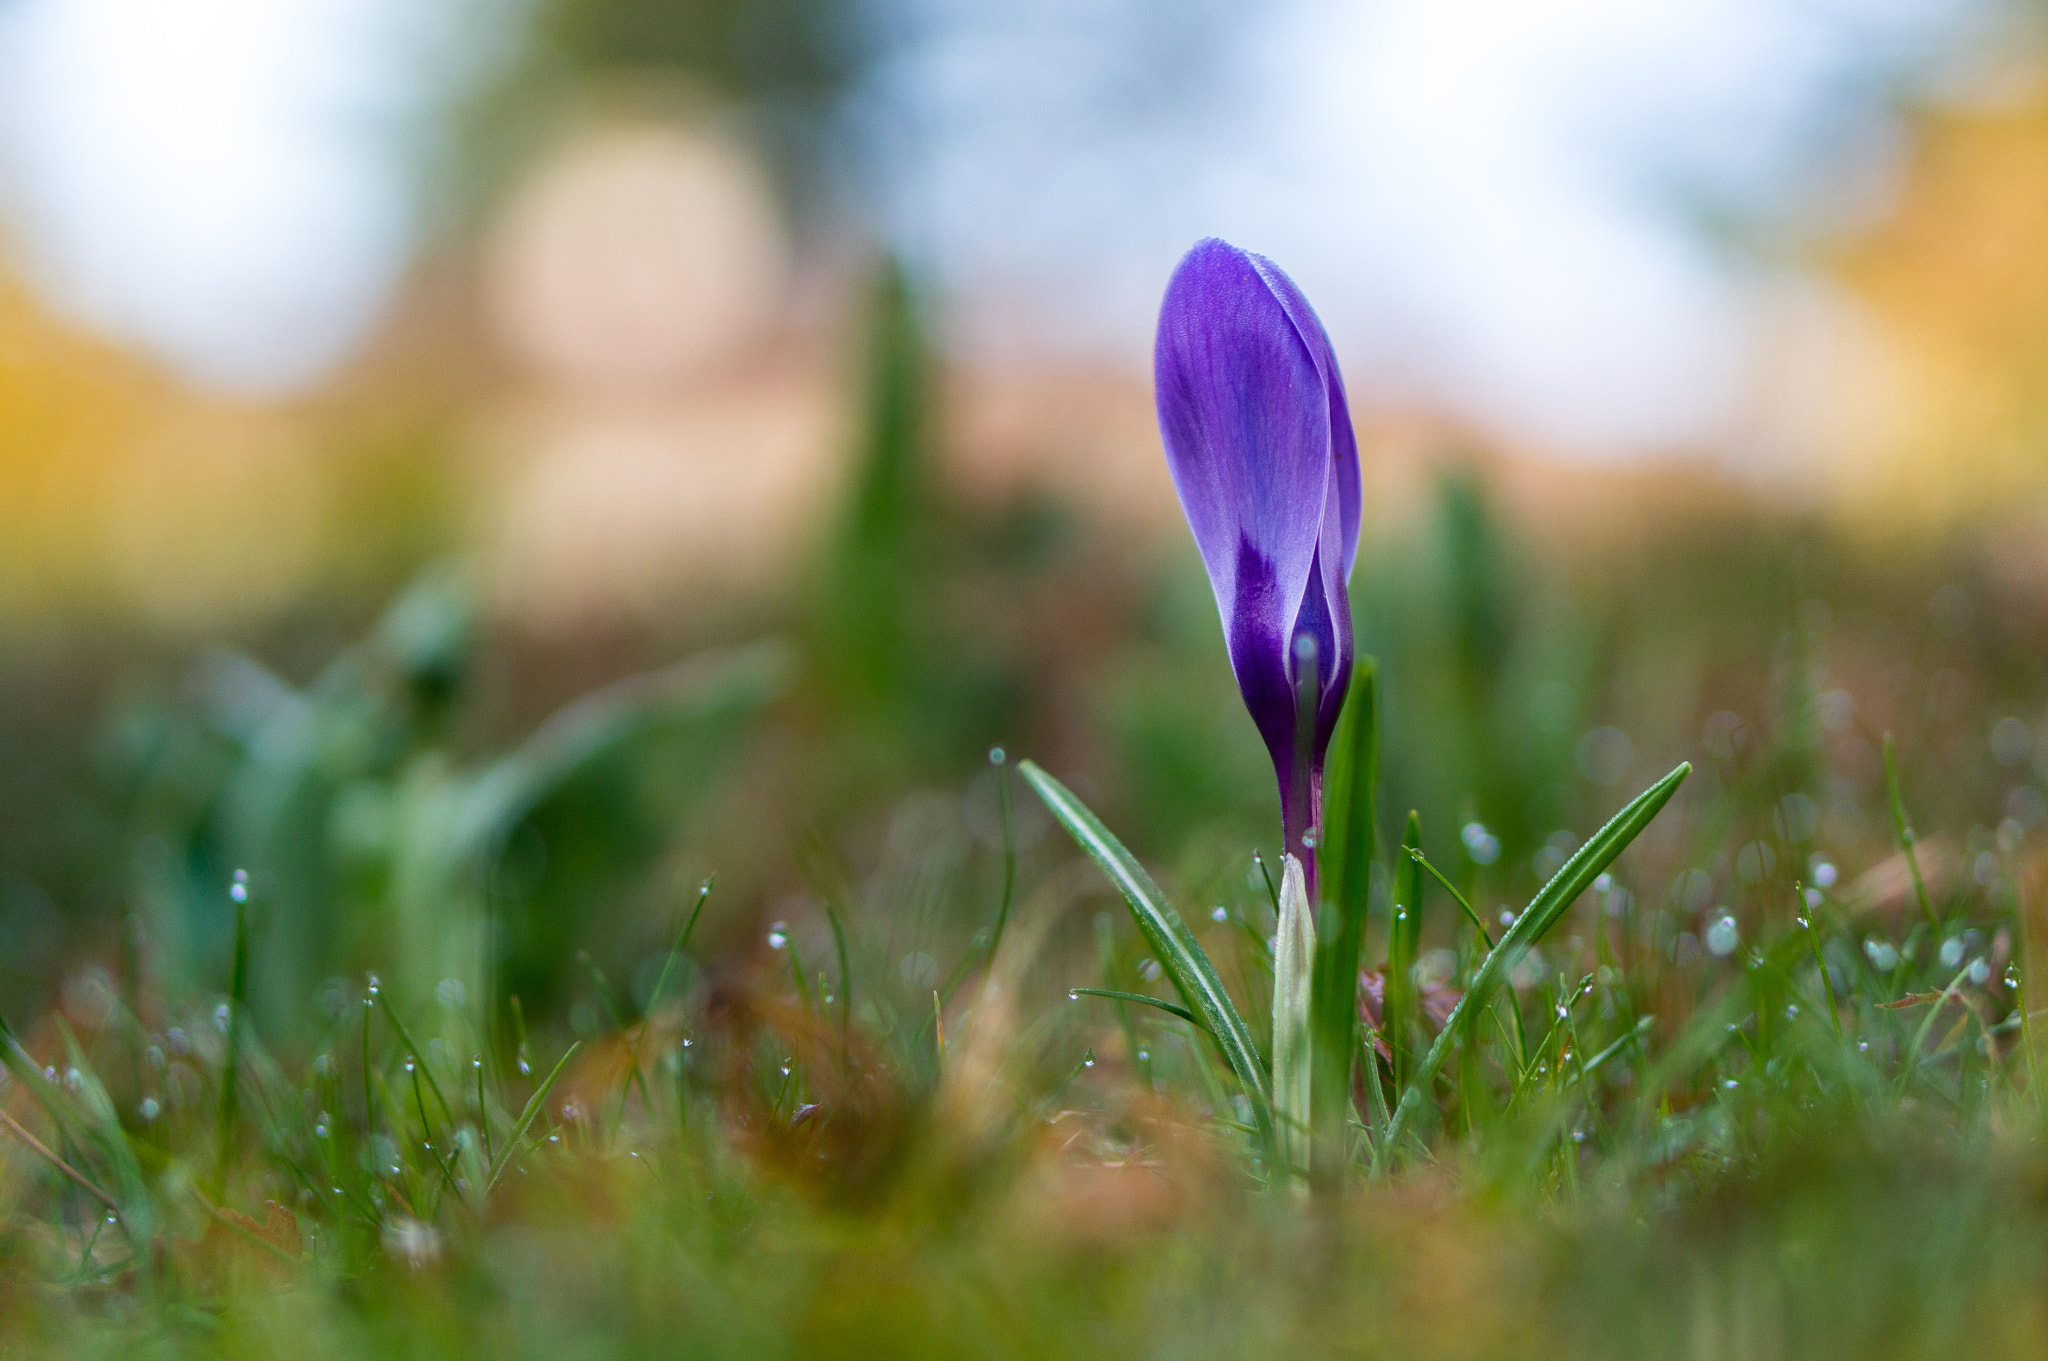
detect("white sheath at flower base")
(1271, 853), (1316, 1180)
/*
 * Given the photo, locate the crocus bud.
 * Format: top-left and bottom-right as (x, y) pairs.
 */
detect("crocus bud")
(1153, 238), (1361, 885)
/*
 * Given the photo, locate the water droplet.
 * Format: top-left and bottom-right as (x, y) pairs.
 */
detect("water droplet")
(779, 1065), (791, 1077)
(1812, 861), (1838, 889)
(2007, 966), (2023, 989)
(214, 1003), (231, 1032)
(1068, 991), (1079, 1002)
(1136, 1050), (1149, 1062)
(988, 746), (1006, 766)
(315, 1118), (331, 1139)
(105, 1212), (117, 1225)
(1940, 936), (1965, 969)
(1857, 1040), (1870, 1053)
(138, 1097), (160, 1121)
(403, 1058), (416, 1074)
(1705, 916), (1740, 958)
(1969, 958), (1991, 987)
(229, 869), (249, 903)
(1499, 909), (1515, 927)
(1083, 1058), (1095, 1068)
(366, 973), (381, 997)
(548, 1134), (561, 1143)
(1212, 906), (1228, 922)
(473, 1056), (484, 1070)
(517, 1057), (532, 1076)
(1594, 873), (1613, 893)
(1300, 829), (1318, 849)
(1723, 1078), (1738, 1090)
(766, 922), (789, 950)
(42, 1067), (54, 1083)
(1556, 1004), (1570, 1020)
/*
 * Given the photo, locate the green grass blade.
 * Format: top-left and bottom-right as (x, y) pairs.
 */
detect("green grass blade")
(213, 886), (249, 1199)
(487, 1041), (580, 1192)
(376, 992), (456, 1127)
(1069, 988), (1206, 1031)
(1311, 658), (1376, 1180)
(1387, 811), (1424, 1094)
(1385, 761), (1690, 1153)
(1019, 760), (1275, 1154)
(1882, 733), (1940, 935)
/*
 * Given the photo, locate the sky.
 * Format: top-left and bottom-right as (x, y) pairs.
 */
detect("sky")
(0, 0), (1984, 455)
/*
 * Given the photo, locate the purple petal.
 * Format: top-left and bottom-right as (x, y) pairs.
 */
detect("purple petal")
(1155, 239), (1333, 704)
(1243, 251), (1362, 584)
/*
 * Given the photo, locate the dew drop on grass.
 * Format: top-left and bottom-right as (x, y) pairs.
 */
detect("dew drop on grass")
(988, 746), (1006, 766)
(213, 1004), (230, 1032)
(403, 1058), (415, 1074)
(766, 922), (789, 950)
(1723, 1079), (1738, 1090)
(1858, 1040), (1870, 1052)
(517, 1056), (532, 1076)
(229, 869), (249, 904)
(1067, 992), (1079, 1002)
(1212, 906), (1228, 922)
(1300, 829), (1318, 849)
(138, 1097), (160, 1121)
(367, 973), (380, 997)
(1556, 1004), (1569, 1020)
(1940, 936), (1965, 969)
(1705, 916), (1740, 958)
(1970, 958), (1991, 986)
(1136, 1050), (1149, 1063)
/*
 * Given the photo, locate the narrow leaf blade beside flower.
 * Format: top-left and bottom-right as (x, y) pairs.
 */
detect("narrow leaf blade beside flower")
(1385, 761), (1691, 1152)
(1018, 760), (1275, 1154)
(1309, 656), (1378, 1177)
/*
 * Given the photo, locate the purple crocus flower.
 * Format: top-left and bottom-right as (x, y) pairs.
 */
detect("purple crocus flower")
(1154, 238), (1361, 890)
